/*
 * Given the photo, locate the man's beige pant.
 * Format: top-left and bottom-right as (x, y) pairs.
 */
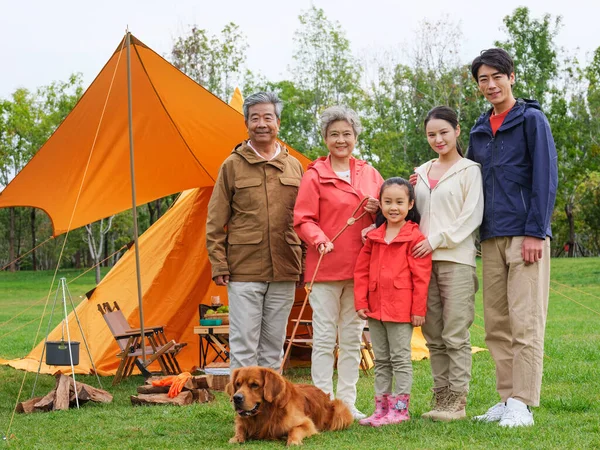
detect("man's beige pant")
(368, 319), (413, 395)
(422, 261), (478, 392)
(481, 236), (551, 407)
(309, 280), (364, 407)
(227, 281), (295, 370)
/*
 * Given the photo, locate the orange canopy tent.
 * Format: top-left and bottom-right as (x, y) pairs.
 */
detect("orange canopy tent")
(0, 34), (432, 375)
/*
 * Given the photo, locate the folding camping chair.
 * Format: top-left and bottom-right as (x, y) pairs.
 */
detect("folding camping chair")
(97, 301), (187, 385)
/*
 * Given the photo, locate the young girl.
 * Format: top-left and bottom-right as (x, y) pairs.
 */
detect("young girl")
(354, 178), (432, 427)
(413, 106), (484, 421)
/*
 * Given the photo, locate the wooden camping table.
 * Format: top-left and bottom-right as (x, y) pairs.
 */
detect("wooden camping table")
(193, 325), (230, 369)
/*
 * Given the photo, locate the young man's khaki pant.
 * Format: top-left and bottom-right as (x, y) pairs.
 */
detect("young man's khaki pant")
(422, 261), (478, 393)
(481, 236), (551, 407)
(309, 280), (364, 407)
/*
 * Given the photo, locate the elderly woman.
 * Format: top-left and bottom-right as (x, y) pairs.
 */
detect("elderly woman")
(294, 105), (384, 420)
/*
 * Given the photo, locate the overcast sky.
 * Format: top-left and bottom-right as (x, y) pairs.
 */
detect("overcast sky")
(1, 0), (597, 99)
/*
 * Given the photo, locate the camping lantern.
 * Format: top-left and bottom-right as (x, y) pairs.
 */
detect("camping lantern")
(45, 340), (80, 366)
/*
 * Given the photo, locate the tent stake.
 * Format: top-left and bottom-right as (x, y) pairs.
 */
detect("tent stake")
(126, 31), (146, 365)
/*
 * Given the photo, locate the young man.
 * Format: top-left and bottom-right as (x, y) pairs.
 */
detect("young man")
(206, 92), (304, 370)
(467, 48), (558, 427)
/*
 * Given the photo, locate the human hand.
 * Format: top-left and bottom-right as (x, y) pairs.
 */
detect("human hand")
(409, 169), (418, 187)
(361, 223), (377, 244)
(521, 236), (544, 264)
(214, 275), (230, 286)
(412, 239), (433, 258)
(318, 242), (334, 254)
(357, 309), (369, 320)
(364, 197), (380, 215)
(411, 315), (425, 327)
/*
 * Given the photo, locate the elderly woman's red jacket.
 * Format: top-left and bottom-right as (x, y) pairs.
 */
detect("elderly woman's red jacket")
(294, 156), (383, 282)
(354, 221), (432, 323)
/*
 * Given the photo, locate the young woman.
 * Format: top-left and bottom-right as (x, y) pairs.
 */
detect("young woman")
(413, 106), (484, 421)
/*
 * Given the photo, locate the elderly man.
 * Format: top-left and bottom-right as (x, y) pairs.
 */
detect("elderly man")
(206, 91), (304, 370)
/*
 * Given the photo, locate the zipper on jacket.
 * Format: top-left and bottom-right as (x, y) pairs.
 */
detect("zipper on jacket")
(519, 187), (527, 211)
(490, 137), (496, 235)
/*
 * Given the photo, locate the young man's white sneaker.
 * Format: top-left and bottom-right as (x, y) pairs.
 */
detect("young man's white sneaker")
(499, 398), (534, 427)
(349, 405), (367, 421)
(473, 402), (506, 422)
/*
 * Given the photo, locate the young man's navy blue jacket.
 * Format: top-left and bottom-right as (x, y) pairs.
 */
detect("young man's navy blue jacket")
(467, 99), (558, 242)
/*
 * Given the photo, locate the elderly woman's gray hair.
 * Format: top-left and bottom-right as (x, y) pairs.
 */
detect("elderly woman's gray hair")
(319, 106), (363, 139)
(242, 92), (283, 122)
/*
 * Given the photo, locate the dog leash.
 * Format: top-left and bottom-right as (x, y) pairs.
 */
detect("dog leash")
(279, 197), (371, 374)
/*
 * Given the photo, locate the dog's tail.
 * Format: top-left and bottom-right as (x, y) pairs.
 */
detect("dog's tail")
(328, 399), (354, 431)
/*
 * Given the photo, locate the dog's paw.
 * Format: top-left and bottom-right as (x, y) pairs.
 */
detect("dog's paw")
(229, 437), (244, 444)
(286, 438), (303, 446)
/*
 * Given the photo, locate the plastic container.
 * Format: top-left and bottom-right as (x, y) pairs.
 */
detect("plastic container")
(200, 318), (223, 326)
(45, 340), (80, 366)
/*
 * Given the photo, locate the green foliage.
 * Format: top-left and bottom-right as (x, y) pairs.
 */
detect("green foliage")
(495, 7), (561, 105)
(171, 23), (248, 102)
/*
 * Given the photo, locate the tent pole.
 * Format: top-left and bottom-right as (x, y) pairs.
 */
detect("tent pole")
(126, 32), (146, 365)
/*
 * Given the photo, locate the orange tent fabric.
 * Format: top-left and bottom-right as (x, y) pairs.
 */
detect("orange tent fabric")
(0, 35), (306, 235)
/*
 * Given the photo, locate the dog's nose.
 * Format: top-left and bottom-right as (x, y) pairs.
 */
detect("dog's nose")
(233, 393), (244, 404)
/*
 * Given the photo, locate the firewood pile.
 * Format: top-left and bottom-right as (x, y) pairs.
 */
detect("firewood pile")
(130, 375), (216, 406)
(17, 372), (112, 413)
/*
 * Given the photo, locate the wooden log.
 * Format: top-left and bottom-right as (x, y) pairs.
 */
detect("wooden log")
(191, 389), (215, 403)
(130, 391), (193, 406)
(54, 374), (71, 410)
(33, 389), (56, 412)
(16, 397), (44, 414)
(69, 382), (113, 404)
(190, 376), (209, 389)
(136, 385), (170, 394)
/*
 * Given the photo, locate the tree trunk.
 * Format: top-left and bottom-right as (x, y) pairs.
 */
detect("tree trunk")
(147, 202), (156, 225)
(155, 198), (162, 220)
(565, 202), (575, 257)
(31, 208), (37, 271)
(9, 207), (16, 272)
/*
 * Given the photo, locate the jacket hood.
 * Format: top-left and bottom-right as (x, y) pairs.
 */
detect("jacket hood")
(367, 220), (421, 244)
(472, 98), (541, 133)
(415, 157), (480, 184)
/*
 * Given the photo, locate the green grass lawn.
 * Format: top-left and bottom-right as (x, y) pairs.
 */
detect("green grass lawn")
(1, 259), (599, 449)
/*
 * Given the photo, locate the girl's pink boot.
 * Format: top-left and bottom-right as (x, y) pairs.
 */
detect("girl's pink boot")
(359, 394), (389, 426)
(371, 394), (410, 427)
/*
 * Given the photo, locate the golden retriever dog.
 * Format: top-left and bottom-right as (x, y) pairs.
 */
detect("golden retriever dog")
(226, 366), (353, 446)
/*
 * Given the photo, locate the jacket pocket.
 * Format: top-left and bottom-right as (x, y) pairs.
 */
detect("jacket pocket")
(279, 176), (301, 210)
(227, 230), (263, 275)
(233, 177), (262, 211)
(393, 277), (413, 290)
(369, 281), (378, 292)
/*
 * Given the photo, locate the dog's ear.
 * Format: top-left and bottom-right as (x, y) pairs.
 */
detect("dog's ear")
(225, 369), (238, 397)
(263, 368), (291, 407)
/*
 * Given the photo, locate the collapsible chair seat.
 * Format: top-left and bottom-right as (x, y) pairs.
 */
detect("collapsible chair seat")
(98, 301), (187, 385)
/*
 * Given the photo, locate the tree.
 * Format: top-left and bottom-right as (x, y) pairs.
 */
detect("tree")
(84, 216), (114, 283)
(171, 23), (248, 102)
(289, 6), (364, 152)
(495, 7), (562, 107)
(0, 75), (83, 270)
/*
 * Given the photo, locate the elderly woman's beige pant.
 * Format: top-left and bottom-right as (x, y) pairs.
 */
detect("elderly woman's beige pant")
(309, 280), (365, 407)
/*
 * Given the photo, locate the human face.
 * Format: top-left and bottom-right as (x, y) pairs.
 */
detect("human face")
(425, 118), (460, 158)
(381, 184), (414, 226)
(325, 120), (356, 161)
(476, 64), (515, 113)
(246, 103), (280, 145)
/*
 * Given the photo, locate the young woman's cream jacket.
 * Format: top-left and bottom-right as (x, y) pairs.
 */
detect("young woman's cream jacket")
(414, 158), (484, 267)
